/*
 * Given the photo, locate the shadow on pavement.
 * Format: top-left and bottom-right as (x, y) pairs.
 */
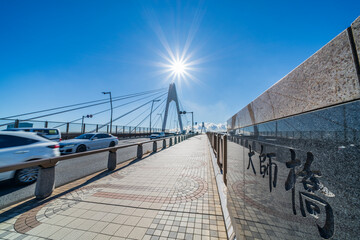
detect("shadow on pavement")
(0, 153), (152, 224)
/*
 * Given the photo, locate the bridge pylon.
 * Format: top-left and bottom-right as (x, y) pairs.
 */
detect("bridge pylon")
(162, 83), (183, 133)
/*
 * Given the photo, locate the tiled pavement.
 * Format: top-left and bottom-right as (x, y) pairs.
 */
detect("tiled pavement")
(0, 135), (227, 240)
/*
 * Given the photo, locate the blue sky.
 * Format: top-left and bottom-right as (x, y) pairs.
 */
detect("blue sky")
(0, 0), (359, 129)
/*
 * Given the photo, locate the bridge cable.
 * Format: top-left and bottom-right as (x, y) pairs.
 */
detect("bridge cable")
(52, 91), (166, 128)
(151, 100), (167, 129)
(92, 92), (167, 132)
(125, 97), (166, 127)
(130, 98), (167, 132)
(1, 88), (166, 119)
(0, 90), (167, 127)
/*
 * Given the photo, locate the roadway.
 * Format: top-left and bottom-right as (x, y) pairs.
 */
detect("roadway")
(0, 137), (168, 208)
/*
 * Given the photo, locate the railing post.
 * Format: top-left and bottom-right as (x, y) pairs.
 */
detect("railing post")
(163, 139), (166, 149)
(107, 125), (109, 133)
(14, 119), (19, 128)
(174, 137), (177, 144)
(137, 144), (143, 159)
(66, 123), (69, 135)
(35, 166), (56, 199)
(223, 135), (227, 185)
(116, 126), (118, 134)
(108, 150), (117, 171)
(153, 141), (157, 153)
(217, 136), (221, 167)
(96, 124), (99, 133)
(169, 138), (173, 146)
(45, 121), (48, 128)
(123, 126), (125, 134)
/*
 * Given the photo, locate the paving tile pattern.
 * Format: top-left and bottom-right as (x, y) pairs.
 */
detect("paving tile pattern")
(0, 135), (226, 239)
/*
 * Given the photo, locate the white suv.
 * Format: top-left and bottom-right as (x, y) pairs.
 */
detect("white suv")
(0, 131), (60, 184)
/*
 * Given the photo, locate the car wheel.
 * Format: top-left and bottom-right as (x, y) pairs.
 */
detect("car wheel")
(109, 141), (115, 147)
(76, 145), (87, 153)
(14, 167), (40, 185)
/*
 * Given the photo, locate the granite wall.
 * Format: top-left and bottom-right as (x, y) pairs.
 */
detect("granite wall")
(228, 16), (360, 130)
(226, 17), (360, 239)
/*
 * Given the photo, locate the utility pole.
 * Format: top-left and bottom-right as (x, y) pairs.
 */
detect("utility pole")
(150, 99), (160, 134)
(102, 91), (113, 134)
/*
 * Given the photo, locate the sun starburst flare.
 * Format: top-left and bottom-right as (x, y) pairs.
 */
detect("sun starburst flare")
(146, 7), (207, 88)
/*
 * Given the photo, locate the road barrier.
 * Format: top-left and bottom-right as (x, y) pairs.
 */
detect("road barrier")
(207, 132), (227, 185)
(0, 134), (194, 200)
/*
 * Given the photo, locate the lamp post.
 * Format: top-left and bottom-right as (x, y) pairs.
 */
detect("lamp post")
(81, 114), (93, 133)
(102, 91), (113, 133)
(150, 99), (160, 134)
(179, 111), (194, 133)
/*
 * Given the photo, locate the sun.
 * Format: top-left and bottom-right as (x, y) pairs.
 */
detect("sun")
(171, 60), (186, 75)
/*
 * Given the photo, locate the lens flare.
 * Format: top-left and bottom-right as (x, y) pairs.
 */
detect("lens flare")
(171, 60), (186, 74)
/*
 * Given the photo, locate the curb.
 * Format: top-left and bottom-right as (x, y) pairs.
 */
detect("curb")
(207, 138), (235, 240)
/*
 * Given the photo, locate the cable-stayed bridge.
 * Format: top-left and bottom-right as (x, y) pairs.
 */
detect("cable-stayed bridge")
(0, 83), (193, 139)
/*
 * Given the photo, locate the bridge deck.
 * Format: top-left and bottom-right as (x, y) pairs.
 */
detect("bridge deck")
(0, 135), (227, 240)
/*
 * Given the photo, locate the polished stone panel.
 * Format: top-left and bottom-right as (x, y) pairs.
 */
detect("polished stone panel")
(351, 16), (360, 62)
(228, 17), (360, 130)
(227, 100), (360, 239)
(227, 16), (360, 239)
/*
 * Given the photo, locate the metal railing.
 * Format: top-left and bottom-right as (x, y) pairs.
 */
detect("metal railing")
(0, 118), (166, 134)
(207, 132), (227, 185)
(0, 134), (194, 200)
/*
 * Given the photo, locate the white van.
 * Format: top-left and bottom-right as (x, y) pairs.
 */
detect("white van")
(4, 128), (62, 142)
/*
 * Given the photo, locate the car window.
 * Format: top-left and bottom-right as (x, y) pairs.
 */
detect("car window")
(0, 135), (38, 148)
(75, 134), (94, 139)
(97, 134), (111, 139)
(32, 129), (44, 133)
(32, 129), (59, 135)
(47, 129), (58, 135)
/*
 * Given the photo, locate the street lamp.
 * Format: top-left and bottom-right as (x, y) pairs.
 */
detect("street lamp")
(102, 91), (113, 134)
(81, 114), (93, 133)
(179, 111), (194, 133)
(150, 99), (160, 134)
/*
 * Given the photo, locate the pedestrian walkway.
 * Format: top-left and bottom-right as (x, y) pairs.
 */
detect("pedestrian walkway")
(0, 135), (227, 240)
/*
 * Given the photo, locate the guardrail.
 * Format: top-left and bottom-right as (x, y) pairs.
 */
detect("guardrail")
(0, 134), (194, 200)
(206, 132), (227, 185)
(0, 118), (167, 135)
